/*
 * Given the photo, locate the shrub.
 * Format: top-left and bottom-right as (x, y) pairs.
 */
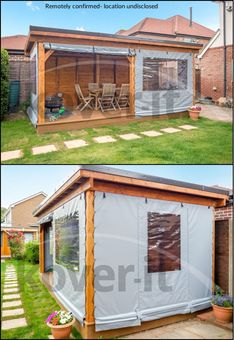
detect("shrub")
(1, 49), (9, 118)
(25, 241), (39, 264)
(7, 230), (25, 260)
(19, 99), (30, 113)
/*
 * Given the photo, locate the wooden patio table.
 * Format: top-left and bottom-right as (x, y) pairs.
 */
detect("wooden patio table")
(90, 87), (121, 110)
(90, 89), (102, 110)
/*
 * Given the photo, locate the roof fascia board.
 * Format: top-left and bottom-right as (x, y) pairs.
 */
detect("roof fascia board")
(34, 168), (228, 216)
(198, 30), (221, 58)
(25, 27), (203, 53)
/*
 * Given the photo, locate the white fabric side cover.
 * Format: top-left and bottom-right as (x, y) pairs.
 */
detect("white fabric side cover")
(94, 192), (212, 331)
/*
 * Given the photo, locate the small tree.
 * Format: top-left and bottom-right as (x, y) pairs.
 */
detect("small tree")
(7, 230), (25, 260)
(1, 48), (9, 118)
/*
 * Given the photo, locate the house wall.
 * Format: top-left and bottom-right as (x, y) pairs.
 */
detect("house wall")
(11, 194), (46, 228)
(213, 1), (233, 48)
(215, 203), (233, 295)
(198, 1), (233, 100)
(199, 45), (233, 100)
(8, 54), (31, 105)
(45, 54), (129, 107)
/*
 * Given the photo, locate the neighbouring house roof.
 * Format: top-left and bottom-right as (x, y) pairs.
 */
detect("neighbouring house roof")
(116, 15), (215, 39)
(1, 35), (28, 52)
(34, 165), (229, 217)
(4, 192), (47, 220)
(25, 25), (203, 54)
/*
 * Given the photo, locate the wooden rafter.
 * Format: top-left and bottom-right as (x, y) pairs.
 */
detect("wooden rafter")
(45, 50), (55, 62)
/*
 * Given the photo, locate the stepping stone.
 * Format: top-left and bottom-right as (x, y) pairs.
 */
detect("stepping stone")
(2, 308), (24, 317)
(2, 300), (22, 308)
(5, 279), (18, 283)
(178, 124), (198, 130)
(93, 136), (117, 143)
(160, 127), (182, 134)
(2, 317), (27, 330)
(1, 150), (23, 162)
(3, 293), (20, 300)
(64, 139), (88, 149)
(4, 287), (19, 293)
(32, 144), (57, 155)
(119, 133), (141, 140)
(141, 131), (163, 137)
(4, 284), (18, 288)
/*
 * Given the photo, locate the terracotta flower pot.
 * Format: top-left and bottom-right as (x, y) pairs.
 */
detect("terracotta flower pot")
(47, 318), (75, 339)
(212, 304), (233, 323)
(189, 110), (200, 120)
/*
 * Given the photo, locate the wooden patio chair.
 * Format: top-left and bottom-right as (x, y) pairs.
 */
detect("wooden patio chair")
(75, 84), (94, 111)
(88, 83), (100, 95)
(115, 84), (130, 110)
(98, 83), (116, 112)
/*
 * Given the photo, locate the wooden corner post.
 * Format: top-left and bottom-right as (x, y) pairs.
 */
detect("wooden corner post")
(85, 190), (95, 325)
(39, 224), (45, 273)
(128, 56), (136, 115)
(212, 212), (215, 293)
(37, 42), (45, 124)
(192, 53), (196, 105)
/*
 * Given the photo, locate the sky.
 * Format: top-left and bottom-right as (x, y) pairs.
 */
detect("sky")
(1, 1), (220, 37)
(1, 165), (232, 208)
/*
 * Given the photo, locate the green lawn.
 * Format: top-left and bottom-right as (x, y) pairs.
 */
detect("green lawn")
(1, 259), (82, 339)
(1, 114), (232, 164)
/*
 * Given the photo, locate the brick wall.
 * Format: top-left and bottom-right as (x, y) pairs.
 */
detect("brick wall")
(9, 54), (31, 104)
(215, 204), (233, 221)
(215, 202), (233, 295)
(199, 45), (233, 101)
(11, 194), (46, 228)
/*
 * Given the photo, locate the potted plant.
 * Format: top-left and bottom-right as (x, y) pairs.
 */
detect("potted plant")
(188, 105), (202, 120)
(211, 285), (233, 323)
(46, 310), (75, 339)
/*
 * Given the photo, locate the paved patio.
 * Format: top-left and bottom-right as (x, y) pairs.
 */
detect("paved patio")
(120, 318), (233, 339)
(199, 104), (232, 122)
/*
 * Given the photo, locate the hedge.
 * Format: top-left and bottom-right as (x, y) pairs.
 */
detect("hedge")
(25, 241), (39, 264)
(1, 49), (9, 118)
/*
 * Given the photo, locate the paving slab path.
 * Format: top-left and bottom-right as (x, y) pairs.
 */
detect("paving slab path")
(2, 124), (200, 160)
(2, 265), (27, 331)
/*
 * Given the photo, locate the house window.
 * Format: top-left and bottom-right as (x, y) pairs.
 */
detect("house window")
(148, 212), (181, 273)
(55, 211), (79, 271)
(24, 232), (33, 243)
(143, 58), (188, 91)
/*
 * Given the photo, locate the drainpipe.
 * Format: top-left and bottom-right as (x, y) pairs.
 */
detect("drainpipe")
(223, 1), (227, 98)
